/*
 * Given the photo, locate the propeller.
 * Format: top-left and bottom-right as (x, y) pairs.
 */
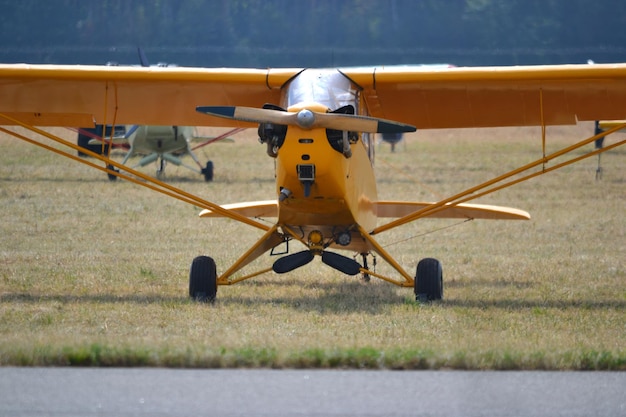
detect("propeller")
(196, 106), (416, 134)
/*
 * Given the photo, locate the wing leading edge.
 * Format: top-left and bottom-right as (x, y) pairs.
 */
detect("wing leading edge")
(342, 63), (626, 128)
(2, 63), (626, 130)
(0, 64), (300, 127)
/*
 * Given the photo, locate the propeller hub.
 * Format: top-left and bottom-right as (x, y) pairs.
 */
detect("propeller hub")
(296, 109), (315, 129)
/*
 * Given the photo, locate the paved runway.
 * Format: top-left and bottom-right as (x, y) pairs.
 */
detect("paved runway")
(1, 368), (624, 416)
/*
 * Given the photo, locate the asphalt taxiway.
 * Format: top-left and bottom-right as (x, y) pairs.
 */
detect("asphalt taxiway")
(1, 368), (624, 416)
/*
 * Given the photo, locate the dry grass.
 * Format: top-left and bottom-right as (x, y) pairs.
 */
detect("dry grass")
(0, 124), (624, 369)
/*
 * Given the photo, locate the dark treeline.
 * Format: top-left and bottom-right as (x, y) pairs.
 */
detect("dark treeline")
(1, 0), (625, 67)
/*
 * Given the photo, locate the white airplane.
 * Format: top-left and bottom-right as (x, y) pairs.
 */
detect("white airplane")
(79, 124), (243, 181)
(72, 48), (244, 181)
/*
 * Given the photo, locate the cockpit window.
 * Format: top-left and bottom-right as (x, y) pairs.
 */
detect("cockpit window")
(282, 70), (359, 113)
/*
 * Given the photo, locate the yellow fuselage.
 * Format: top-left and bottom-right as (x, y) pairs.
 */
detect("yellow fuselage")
(275, 103), (377, 252)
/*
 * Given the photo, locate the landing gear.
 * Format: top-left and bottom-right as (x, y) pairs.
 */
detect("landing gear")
(189, 255), (217, 303)
(414, 258), (443, 302)
(156, 158), (166, 180)
(360, 253), (370, 282)
(202, 160), (214, 181)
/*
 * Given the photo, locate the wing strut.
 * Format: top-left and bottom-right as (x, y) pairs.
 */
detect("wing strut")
(216, 224), (286, 285)
(540, 88), (547, 170)
(372, 122), (626, 235)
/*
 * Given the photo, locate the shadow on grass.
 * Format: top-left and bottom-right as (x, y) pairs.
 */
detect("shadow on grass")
(441, 298), (626, 310)
(0, 293), (185, 305)
(446, 279), (535, 289)
(0, 281), (406, 314)
(3, 287), (624, 313)
(221, 280), (407, 314)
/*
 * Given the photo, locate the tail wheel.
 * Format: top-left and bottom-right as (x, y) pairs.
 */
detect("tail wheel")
(202, 160), (214, 182)
(189, 255), (217, 302)
(414, 258), (443, 301)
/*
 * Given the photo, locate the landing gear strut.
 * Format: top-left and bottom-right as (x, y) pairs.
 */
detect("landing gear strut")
(360, 253), (370, 282)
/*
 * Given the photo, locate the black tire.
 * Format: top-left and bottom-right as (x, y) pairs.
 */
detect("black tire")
(203, 160), (214, 182)
(106, 164), (118, 181)
(189, 255), (217, 302)
(414, 258), (443, 301)
(77, 133), (91, 157)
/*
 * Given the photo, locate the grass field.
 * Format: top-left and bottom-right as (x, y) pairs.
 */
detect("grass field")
(0, 124), (624, 369)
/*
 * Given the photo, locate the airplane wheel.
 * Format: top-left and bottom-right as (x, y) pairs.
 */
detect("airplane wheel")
(189, 255), (217, 303)
(414, 258), (443, 302)
(203, 160), (214, 182)
(106, 164), (118, 181)
(77, 135), (90, 157)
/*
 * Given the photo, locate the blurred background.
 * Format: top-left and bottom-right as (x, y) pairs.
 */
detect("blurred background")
(1, 0), (625, 67)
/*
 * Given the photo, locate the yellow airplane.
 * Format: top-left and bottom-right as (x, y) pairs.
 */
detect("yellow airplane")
(75, 123), (244, 181)
(0, 63), (625, 302)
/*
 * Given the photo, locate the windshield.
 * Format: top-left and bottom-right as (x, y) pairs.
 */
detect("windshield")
(282, 69), (359, 112)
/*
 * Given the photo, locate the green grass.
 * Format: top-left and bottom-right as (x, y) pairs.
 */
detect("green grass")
(0, 124), (624, 369)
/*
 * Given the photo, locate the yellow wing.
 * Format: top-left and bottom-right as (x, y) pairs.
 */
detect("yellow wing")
(199, 201), (278, 218)
(598, 120), (626, 132)
(342, 64), (626, 128)
(0, 64), (299, 127)
(198, 200), (530, 221)
(374, 201), (530, 220)
(2, 63), (626, 128)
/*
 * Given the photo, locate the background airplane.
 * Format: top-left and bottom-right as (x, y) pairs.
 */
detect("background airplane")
(74, 49), (244, 181)
(380, 132), (404, 152)
(85, 124), (244, 181)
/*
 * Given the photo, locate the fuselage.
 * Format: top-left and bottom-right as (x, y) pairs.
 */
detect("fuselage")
(127, 125), (194, 155)
(272, 70), (378, 252)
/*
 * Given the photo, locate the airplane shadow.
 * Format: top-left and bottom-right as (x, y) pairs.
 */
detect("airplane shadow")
(219, 280), (406, 314)
(446, 278), (534, 289)
(0, 292), (185, 305)
(2, 287), (624, 314)
(0, 282), (406, 315)
(440, 298), (626, 310)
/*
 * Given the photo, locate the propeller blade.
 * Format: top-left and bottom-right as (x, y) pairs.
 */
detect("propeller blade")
(196, 106), (416, 134)
(197, 106), (297, 126)
(315, 112), (416, 133)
